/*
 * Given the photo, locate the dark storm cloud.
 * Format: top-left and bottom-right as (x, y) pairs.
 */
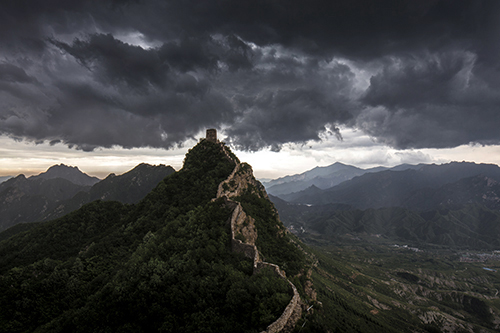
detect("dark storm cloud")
(50, 34), (170, 91)
(363, 52), (475, 108)
(148, 0), (499, 61)
(359, 50), (500, 149)
(0, 0), (499, 151)
(223, 57), (356, 150)
(0, 64), (38, 84)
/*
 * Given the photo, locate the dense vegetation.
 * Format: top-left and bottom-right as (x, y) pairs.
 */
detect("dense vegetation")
(0, 140), (295, 332)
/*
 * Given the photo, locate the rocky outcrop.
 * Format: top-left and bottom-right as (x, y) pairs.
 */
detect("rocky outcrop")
(216, 144), (302, 333)
(217, 162), (268, 200)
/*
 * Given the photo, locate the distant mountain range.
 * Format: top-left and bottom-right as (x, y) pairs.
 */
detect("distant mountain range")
(262, 162), (421, 196)
(278, 161), (500, 210)
(0, 163), (175, 231)
(0, 174), (87, 232)
(267, 161), (500, 250)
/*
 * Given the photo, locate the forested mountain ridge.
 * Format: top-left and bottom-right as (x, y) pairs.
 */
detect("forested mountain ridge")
(0, 139), (309, 332)
(40, 163), (176, 223)
(0, 163), (174, 232)
(0, 174), (88, 231)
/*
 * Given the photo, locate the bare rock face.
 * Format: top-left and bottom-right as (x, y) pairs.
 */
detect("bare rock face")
(231, 202), (258, 246)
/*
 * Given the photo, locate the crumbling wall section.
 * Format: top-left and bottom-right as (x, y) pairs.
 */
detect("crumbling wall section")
(228, 202), (260, 267)
(256, 262), (302, 333)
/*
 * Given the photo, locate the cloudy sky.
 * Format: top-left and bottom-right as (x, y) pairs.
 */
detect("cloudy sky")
(1, 0), (500, 179)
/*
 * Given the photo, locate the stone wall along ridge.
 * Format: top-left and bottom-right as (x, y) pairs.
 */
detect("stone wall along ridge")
(215, 145), (302, 332)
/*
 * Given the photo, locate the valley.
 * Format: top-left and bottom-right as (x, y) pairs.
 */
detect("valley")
(265, 160), (500, 331)
(300, 237), (500, 332)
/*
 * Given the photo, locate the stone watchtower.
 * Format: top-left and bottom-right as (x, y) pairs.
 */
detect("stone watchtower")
(206, 128), (217, 142)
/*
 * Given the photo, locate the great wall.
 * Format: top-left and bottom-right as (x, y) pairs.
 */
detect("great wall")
(207, 129), (303, 333)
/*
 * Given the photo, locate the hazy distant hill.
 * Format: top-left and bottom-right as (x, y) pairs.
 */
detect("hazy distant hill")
(263, 162), (421, 197)
(403, 175), (500, 211)
(264, 162), (365, 186)
(279, 184), (324, 203)
(29, 164), (100, 186)
(0, 164), (101, 231)
(284, 162), (500, 209)
(0, 176), (12, 184)
(263, 162), (377, 196)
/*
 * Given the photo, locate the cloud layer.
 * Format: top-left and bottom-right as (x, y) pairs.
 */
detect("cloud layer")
(1, 0), (499, 151)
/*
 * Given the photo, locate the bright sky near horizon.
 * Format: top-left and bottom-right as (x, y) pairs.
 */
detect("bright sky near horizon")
(2, 129), (500, 181)
(1, 1), (500, 180)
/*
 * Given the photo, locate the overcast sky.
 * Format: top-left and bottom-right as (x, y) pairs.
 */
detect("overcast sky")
(1, 0), (500, 179)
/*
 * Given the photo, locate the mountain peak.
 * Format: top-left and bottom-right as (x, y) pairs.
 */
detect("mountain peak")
(29, 164), (100, 186)
(1, 174), (26, 186)
(52, 163), (78, 169)
(183, 138), (239, 171)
